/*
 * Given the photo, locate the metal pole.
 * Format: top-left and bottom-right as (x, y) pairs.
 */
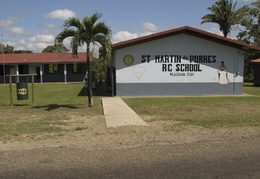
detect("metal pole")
(1, 34), (5, 84)
(40, 65), (43, 83)
(16, 65), (19, 83)
(64, 63), (67, 83)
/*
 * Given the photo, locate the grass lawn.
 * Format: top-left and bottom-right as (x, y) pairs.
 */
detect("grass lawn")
(0, 82), (259, 141)
(123, 83), (260, 129)
(0, 83), (103, 141)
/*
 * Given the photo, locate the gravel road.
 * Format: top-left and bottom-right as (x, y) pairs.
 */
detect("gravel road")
(0, 118), (259, 179)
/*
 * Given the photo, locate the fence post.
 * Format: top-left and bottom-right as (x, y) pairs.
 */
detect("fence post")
(9, 75), (13, 106)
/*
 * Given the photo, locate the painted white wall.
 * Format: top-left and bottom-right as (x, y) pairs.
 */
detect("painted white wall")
(114, 34), (244, 84)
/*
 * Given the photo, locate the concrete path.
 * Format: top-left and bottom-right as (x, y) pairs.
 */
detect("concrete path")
(102, 97), (147, 128)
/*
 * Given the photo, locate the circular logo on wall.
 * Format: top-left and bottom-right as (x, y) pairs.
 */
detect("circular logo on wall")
(123, 55), (134, 66)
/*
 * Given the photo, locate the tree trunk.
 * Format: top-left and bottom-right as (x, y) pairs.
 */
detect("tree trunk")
(86, 45), (93, 107)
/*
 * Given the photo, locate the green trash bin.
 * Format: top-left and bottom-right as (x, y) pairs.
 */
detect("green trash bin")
(17, 82), (29, 100)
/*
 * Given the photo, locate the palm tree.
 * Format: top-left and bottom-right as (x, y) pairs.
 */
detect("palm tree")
(201, 0), (242, 37)
(55, 13), (112, 107)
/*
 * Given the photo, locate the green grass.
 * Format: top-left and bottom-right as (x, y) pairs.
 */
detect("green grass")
(0, 83), (102, 141)
(123, 83), (260, 130)
(244, 82), (260, 96)
(0, 83), (89, 106)
(0, 82), (259, 140)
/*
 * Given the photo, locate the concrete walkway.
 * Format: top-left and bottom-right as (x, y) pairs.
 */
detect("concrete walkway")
(102, 97), (147, 128)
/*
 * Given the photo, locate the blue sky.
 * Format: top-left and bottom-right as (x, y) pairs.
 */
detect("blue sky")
(0, 0), (257, 52)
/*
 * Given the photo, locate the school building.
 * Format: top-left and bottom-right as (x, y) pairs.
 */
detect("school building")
(1, 26), (260, 96)
(110, 26), (260, 96)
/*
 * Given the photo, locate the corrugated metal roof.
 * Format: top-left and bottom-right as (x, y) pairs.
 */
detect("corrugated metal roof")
(1, 52), (87, 64)
(112, 26), (260, 53)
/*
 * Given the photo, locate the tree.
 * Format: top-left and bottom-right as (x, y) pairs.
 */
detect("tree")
(201, 0), (243, 37)
(0, 43), (33, 53)
(42, 44), (69, 53)
(90, 57), (110, 81)
(0, 43), (14, 53)
(237, 1), (260, 82)
(14, 50), (33, 53)
(237, 1), (260, 47)
(55, 13), (112, 107)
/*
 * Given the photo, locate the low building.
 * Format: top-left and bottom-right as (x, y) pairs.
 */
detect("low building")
(0, 52), (87, 83)
(251, 58), (260, 86)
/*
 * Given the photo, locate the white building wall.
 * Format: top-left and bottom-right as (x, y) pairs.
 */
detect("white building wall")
(113, 34), (244, 96)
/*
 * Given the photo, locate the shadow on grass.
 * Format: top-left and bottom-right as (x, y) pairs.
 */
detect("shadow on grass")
(244, 84), (254, 87)
(77, 86), (87, 96)
(33, 104), (79, 111)
(13, 104), (30, 106)
(244, 85), (260, 87)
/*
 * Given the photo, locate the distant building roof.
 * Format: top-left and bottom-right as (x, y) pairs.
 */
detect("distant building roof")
(112, 26), (260, 53)
(2, 52), (88, 64)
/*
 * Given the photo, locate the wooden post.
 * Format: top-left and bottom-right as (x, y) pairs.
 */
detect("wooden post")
(31, 75), (35, 106)
(7, 74), (36, 106)
(9, 75), (13, 106)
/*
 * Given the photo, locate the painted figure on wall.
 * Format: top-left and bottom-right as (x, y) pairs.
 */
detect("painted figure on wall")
(218, 61), (229, 84)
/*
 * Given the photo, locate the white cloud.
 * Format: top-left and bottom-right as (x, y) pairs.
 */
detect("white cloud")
(43, 9), (76, 20)
(112, 22), (159, 43)
(206, 27), (224, 36)
(0, 17), (18, 27)
(8, 27), (29, 36)
(60, 37), (87, 52)
(141, 22), (158, 32)
(29, 34), (54, 43)
(140, 22), (159, 37)
(38, 34), (54, 43)
(27, 42), (49, 52)
(18, 39), (26, 44)
(11, 33), (55, 52)
(46, 23), (57, 29)
(112, 31), (138, 43)
(206, 27), (240, 40)
(28, 36), (37, 42)
(62, 37), (72, 49)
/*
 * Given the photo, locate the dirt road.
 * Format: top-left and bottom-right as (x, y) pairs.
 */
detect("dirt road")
(0, 125), (259, 178)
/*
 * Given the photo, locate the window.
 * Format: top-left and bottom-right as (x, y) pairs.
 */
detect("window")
(19, 65), (29, 74)
(72, 63), (82, 73)
(48, 64), (59, 74)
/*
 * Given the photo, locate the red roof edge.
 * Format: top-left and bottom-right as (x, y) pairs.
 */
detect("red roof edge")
(111, 26), (260, 53)
(2, 52), (88, 64)
(251, 58), (260, 63)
